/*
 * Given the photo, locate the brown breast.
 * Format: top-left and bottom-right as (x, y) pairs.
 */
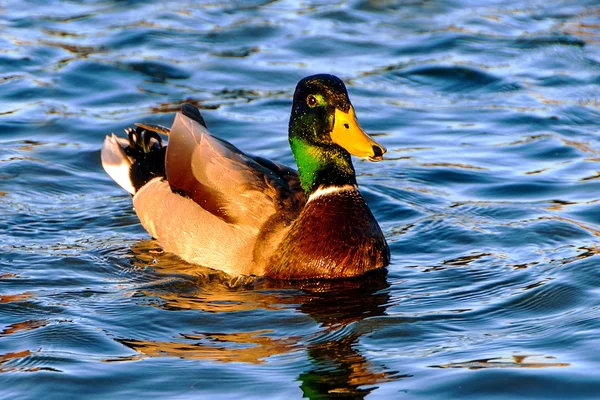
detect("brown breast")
(265, 189), (389, 279)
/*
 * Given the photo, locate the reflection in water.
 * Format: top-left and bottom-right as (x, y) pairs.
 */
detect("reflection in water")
(299, 333), (402, 399)
(294, 275), (404, 398)
(0, 349), (60, 373)
(118, 241), (402, 398)
(119, 330), (301, 364)
(0, 350), (34, 373)
(0, 292), (33, 304)
(432, 355), (570, 369)
(1, 319), (49, 336)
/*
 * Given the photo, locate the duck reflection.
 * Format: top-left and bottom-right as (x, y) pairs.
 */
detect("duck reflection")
(117, 240), (404, 398)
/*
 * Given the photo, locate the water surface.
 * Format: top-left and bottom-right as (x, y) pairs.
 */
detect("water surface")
(2, 1), (600, 398)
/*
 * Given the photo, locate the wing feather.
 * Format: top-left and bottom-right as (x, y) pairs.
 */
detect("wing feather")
(166, 113), (303, 226)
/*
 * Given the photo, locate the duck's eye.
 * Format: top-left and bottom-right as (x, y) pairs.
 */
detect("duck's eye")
(307, 95), (318, 107)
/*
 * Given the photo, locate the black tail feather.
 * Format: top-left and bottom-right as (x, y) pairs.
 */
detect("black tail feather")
(124, 126), (167, 191)
(113, 104), (206, 192)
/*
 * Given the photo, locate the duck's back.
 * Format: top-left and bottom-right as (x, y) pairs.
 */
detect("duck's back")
(132, 113), (304, 276)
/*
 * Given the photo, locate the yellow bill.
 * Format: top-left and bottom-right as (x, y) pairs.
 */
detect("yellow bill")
(330, 106), (386, 162)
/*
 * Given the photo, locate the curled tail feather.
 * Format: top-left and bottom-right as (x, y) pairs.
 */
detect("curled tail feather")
(101, 127), (166, 195)
(101, 104), (206, 195)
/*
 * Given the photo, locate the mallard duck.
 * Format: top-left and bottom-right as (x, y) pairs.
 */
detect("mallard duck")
(101, 74), (389, 279)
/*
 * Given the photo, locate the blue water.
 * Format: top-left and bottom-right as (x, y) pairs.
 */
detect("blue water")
(2, 0), (600, 398)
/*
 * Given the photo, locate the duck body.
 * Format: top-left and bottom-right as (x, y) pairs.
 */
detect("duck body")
(101, 74), (389, 279)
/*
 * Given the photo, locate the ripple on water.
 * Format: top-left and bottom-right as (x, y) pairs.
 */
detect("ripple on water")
(393, 65), (521, 95)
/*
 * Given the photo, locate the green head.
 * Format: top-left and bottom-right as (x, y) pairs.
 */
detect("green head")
(288, 74), (386, 194)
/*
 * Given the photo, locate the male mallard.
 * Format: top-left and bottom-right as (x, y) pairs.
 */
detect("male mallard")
(101, 74), (389, 279)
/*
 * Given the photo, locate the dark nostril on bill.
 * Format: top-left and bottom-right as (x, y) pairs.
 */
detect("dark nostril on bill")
(372, 145), (383, 157)
(344, 123), (349, 129)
